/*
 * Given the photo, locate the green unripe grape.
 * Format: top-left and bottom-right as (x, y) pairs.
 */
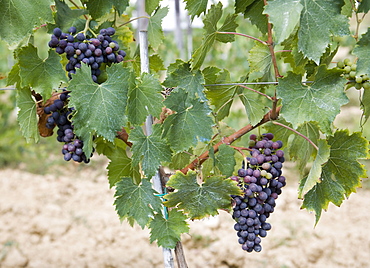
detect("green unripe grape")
(344, 65), (351, 73)
(355, 83), (362, 90)
(355, 76), (363, 83)
(362, 74), (369, 81)
(363, 81), (370, 90)
(109, 42), (116, 49)
(249, 140), (256, 147)
(260, 170), (268, 177)
(266, 173), (273, 179)
(344, 74), (350, 79)
(351, 64), (357, 71)
(337, 61), (345, 68)
(349, 71), (356, 78)
(344, 58), (352, 66)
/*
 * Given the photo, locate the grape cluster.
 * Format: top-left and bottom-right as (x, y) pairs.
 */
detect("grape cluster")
(230, 133), (286, 252)
(48, 26), (126, 83)
(337, 59), (370, 90)
(44, 91), (90, 163)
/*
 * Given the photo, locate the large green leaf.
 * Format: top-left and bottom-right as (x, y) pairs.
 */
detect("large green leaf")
(0, 0), (53, 48)
(68, 63), (134, 142)
(298, 0), (350, 64)
(18, 45), (66, 100)
(149, 210), (189, 249)
(191, 2), (238, 70)
(129, 125), (172, 178)
(164, 171), (242, 219)
(239, 87), (268, 126)
(127, 73), (163, 125)
(114, 178), (162, 228)
(298, 139), (330, 198)
(147, 7), (168, 49)
(277, 65), (348, 133)
(164, 60), (206, 101)
(353, 28), (370, 77)
(302, 130), (368, 224)
(264, 0), (303, 44)
(361, 86), (370, 123)
(243, 0), (268, 34)
(16, 87), (39, 143)
(163, 89), (214, 152)
(213, 144), (236, 177)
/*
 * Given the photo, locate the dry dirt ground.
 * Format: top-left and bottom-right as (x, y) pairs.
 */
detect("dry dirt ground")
(0, 165), (370, 268)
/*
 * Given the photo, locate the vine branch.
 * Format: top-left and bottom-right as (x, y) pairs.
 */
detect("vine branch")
(180, 106), (281, 175)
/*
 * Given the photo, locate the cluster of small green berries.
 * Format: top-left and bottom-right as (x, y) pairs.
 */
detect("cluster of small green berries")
(337, 59), (370, 90)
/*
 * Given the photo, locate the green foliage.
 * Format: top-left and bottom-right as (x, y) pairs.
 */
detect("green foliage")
(277, 66), (348, 133)
(114, 178), (163, 228)
(164, 171), (242, 219)
(149, 210), (189, 249)
(1, 0), (370, 249)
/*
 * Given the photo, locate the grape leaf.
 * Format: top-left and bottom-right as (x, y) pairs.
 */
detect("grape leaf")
(298, 139), (330, 198)
(107, 144), (141, 187)
(248, 41), (274, 81)
(239, 86), (268, 126)
(191, 2), (238, 70)
(301, 169), (346, 225)
(263, 0), (303, 44)
(289, 121), (320, 173)
(235, 0), (255, 13)
(0, 0), (53, 48)
(214, 144), (236, 177)
(86, 0), (129, 19)
(353, 28), (370, 77)
(68, 63), (135, 142)
(203, 67), (237, 121)
(145, 0), (161, 15)
(169, 151), (193, 170)
(129, 125), (172, 178)
(147, 7), (168, 49)
(302, 130), (368, 224)
(243, 0), (268, 34)
(185, 0), (208, 19)
(298, 0), (350, 64)
(6, 63), (21, 87)
(114, 178), (163, 228)
(127, 73), (163, 125)
(164, 171), (242, 219)
(16, 87), (39, 143)
(53, 0), (86, 31)
(163, 89), (214, 153)
(164, 60), (206, 101)
(18, 45), (67, 101)
(277, 66), (348, 133)
(149, 210), (189, 249)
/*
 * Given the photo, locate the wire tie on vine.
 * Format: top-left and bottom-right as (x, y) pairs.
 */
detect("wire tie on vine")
(154, 189), (169, 219)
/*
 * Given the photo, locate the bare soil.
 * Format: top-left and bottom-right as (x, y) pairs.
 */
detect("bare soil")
(1, 166), (370, 268)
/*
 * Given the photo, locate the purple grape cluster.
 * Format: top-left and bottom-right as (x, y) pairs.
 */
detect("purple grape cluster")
(44, 91), (90, 163)
(48, 26), (126, 83)
(230, 133), (286, 252)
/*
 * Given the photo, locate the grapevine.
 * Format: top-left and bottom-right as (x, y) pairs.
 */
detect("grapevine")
(0, 0), (369, 267)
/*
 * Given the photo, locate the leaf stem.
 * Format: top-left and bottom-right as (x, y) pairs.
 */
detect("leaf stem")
(180, 107), (281, 174)
(272, 121), (318, 150)
(238, 85), (273, 100)
(216, 31), (268, 46)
